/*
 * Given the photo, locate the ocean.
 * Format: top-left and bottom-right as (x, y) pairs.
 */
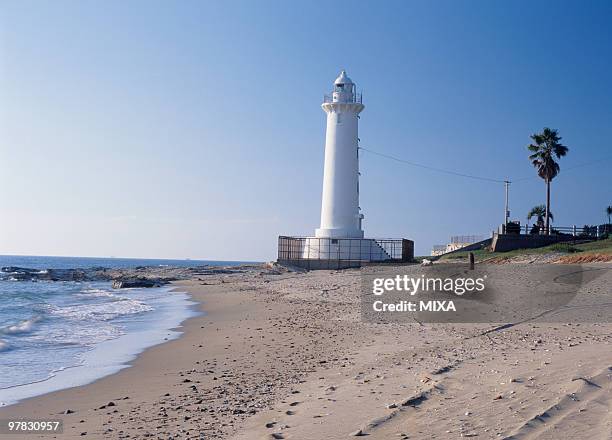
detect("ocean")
(0, 255), (249, 406)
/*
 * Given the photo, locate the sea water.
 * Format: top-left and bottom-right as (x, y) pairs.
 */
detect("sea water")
(0, 255), (248, 406)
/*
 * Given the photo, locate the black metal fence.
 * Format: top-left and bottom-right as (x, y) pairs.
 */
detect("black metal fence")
(277, 236), (413, 270)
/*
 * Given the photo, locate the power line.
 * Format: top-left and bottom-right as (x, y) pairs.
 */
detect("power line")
(359, 146), (507, 184)
(512, 156), (612, 183)
(360, 146), (611, 184)
(360, 147), (610, 228)
(360, 145), (610, 232)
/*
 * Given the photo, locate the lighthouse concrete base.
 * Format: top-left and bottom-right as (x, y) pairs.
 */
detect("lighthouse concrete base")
(301, 237), (389, 261)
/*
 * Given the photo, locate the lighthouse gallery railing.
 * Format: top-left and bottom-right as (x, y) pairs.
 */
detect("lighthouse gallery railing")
(323, 92), (363, 104)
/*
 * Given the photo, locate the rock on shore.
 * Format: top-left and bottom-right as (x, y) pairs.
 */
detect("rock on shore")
(111, 278), (164, 289)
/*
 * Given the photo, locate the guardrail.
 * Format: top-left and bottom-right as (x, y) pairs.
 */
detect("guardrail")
(450, 235), (484, 244)
(508, 224), (610, 238)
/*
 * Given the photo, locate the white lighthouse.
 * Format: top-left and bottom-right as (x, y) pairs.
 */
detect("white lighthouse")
(301, 70), (392, 263)
(315, 70), (365, 239)
(277, 70), (413, 269)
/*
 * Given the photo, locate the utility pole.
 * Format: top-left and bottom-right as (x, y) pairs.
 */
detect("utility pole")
(504, 180), (511, 227)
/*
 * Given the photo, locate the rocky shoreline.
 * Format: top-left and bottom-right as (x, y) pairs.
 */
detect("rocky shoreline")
(0, 263), (274, 288)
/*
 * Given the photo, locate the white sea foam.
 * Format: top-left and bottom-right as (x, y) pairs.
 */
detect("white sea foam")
(0, 339), (9, 351)
(48, 300), (153, 321)
(1, 317), (41, 335)
(34, 323), (122, 345)
(77, 288), (119, 299)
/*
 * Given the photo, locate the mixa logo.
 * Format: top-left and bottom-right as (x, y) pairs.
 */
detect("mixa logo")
(421, 300), (456, 312)
(372, 300), (457, 312)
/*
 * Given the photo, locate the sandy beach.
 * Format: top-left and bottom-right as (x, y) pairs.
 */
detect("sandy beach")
(1, 262), (611, 439)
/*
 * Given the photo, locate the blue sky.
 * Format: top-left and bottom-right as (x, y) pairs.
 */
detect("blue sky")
(1, 0), (611, 260)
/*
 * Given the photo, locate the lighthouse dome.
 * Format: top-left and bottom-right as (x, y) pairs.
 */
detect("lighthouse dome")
(334, 70), (353, 85)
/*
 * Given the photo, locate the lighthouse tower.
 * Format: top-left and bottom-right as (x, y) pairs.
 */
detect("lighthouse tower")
(299, 70), (391, 263)
(315, 70), (365, 239)
(276, 70), (414, 269)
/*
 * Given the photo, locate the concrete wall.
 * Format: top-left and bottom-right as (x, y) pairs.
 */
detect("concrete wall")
(301, 238), (391, 261)
(491, 233), (576, 252)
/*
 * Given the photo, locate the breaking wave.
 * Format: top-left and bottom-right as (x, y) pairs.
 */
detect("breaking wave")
(1, 317), (41, 335)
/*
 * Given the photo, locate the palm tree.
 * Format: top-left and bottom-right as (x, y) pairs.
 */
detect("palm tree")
(527, 204), (554, 231)
(527, 205), (555, 224)
(528, 128), (569, 235)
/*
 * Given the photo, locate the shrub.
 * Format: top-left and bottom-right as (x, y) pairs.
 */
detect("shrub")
(548, 243), (581, 253)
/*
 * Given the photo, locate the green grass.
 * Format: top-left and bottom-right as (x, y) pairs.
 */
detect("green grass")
(436, 237), (612, 262)
(572, 237), (612, 253)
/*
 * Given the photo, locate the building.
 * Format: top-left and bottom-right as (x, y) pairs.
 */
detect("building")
(431, 245), (447, 256)
(278, 71), (413, 269)
(431, 235), (485, 256)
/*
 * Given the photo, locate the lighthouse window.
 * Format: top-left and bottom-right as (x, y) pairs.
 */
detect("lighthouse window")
(337, 113), (342, 124)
